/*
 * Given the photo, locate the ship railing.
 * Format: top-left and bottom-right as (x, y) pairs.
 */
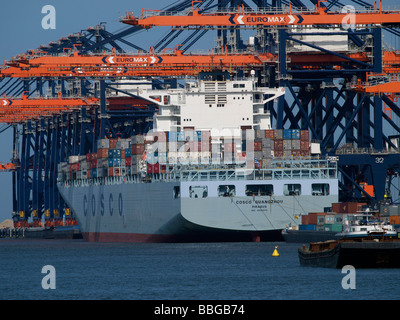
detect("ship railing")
(179, 166), (337, 182)
(58, 158), (338, 186)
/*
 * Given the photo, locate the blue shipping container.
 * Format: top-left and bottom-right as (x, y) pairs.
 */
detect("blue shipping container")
(125, 148), (131, 157)
(298, 224), (317, 231)
(108, 149), (121, 158)
(113, 158), (121, 166)
(196, 131), (202, 141)
(92, 168), (97, 178)
(283, 129), (292, 140)
(108, 158), (121, 167)
(291, 129), (301, 140)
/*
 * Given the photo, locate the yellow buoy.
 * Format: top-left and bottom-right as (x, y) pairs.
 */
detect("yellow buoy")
(272, 246), (279, 257)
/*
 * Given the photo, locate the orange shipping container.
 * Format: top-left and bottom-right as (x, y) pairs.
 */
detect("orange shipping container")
(390, 215), (400, 225)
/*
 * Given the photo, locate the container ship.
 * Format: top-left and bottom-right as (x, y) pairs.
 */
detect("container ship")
(57, 72), (339, 242)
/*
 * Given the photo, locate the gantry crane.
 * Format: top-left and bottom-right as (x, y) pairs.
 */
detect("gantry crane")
(122, 1), (400, 28)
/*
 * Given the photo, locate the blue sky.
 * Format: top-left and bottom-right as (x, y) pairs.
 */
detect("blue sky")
(0, 0), (399, 222)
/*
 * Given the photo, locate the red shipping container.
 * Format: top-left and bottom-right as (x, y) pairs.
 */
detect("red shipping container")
(108, 167), (114, 176)
(300, 150), (309, 157)
(274, 140), (283, 150)
(307, 212), (325, 225)
(146, 163), (160, 174)
(254, 141), (262, 151)
(274, 150), (283, 157)
(109, 139), (117, 149)
(265, 129), (274, 139)
(91, 159), (98, 168)
(125, 157), (132, 167)
(291, 150), (301, 157)
(300, 130), (309, 141)
(86, 153), (97, 162)
(300, 141), (309, 151)
(97, 148), (109, 159)
(132, 144), (145, 155)
(347, 202), (367, 213)
(332, 203), (341, 213)
(121, 149), (126, 159)
(301, 215), (309, 225)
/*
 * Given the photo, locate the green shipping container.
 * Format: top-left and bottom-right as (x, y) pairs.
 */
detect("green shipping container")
(323, 224), (342, 232)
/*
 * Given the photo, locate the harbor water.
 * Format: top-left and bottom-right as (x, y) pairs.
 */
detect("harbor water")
(0, 239), (399, 300)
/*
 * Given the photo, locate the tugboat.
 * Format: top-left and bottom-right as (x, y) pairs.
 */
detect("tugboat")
(298, 217), (400, 268)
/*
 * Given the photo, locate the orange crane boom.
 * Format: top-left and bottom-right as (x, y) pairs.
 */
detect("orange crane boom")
(2, 49), (400, 78)
(121, 4), (400, 28)
(0, 95), (99, 124)
(0, 50), (273, 79)
(0, 163), (16, 172)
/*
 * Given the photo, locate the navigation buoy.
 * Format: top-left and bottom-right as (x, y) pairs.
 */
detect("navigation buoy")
(272, 246), (279, 257)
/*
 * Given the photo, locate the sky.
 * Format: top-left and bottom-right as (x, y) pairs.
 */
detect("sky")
(0, 0), (399, 222)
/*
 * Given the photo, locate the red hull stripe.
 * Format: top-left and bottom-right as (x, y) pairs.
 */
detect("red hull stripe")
(82, 232), (184, 243)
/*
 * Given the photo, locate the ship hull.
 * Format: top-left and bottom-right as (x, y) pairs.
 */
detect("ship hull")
(57, 177), (338, 243)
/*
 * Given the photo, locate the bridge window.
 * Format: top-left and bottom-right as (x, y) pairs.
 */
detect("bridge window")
(189, 185), (208, 198)
(312, 183), (330, 196)
(284, 184), (301, 196)
(245, 184), (273, 196)
(218, 185), (236, 197)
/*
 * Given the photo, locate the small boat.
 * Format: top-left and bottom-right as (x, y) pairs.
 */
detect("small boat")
(298, 239), (400, 268)
(298, 215), (400, 268)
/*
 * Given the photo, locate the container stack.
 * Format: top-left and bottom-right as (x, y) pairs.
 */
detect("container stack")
(380, 204), (400, 227)
(58, 128), (314, 180)
(250, 128), (311, 169)
(299, 212), (343, 232)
